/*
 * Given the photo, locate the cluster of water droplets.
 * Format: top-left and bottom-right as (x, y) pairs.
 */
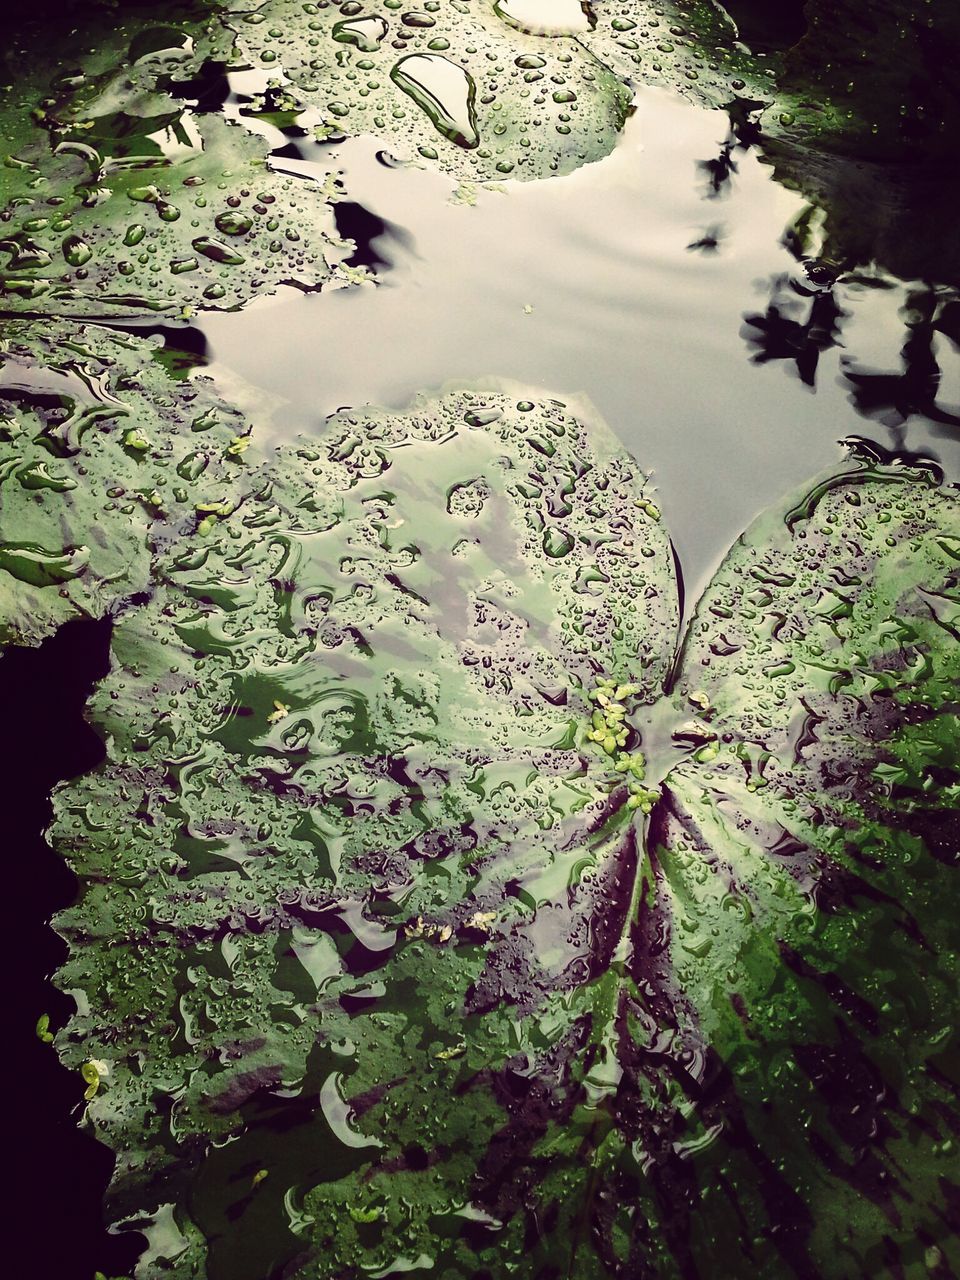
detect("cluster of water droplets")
(0, 110), (341, 317)
(0, 319), (266, 644)
(226, 0), (639, 179)
(17, 321), (951, 1274)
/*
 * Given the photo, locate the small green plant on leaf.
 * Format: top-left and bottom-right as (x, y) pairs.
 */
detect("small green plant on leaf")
(80, 1058), (108, 1102)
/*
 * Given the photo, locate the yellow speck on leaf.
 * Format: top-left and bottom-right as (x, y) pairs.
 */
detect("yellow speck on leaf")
(465, 911), (496, 933)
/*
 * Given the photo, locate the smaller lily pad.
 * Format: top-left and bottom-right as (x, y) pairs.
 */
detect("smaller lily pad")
(0, 8), (340, 317)
(226, 0), (632, 181)
(0, 321), (255, 645)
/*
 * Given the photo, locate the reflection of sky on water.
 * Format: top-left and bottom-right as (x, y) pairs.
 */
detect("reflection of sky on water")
(201, 88), (959, 603)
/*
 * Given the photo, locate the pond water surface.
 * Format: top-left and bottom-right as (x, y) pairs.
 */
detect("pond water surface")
(201, 85), (960, 600)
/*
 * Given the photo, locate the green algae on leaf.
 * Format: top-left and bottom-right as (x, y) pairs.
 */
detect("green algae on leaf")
(41, 383), (959, 1277)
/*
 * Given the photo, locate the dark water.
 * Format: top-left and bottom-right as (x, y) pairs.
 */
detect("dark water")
(4, 619), (144, 1278)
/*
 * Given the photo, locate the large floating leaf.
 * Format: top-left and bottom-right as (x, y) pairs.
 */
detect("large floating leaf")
(43, 381), (959, 1277)
(653, 463), (960, 1275)
(222, 0), (774, 183)
(50, 389), (676, 1273)
(0, 113), (340, 317)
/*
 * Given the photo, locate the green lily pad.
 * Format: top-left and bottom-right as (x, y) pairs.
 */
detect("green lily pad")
(0, 321), (257, 644)
(222, 0), (915, 185)
(226, 0), (632, 180)
(49, 389), (675, 1268)
(40, 379), (959, 1277)
(0, 7), (340, 317)
(0, 114), (340, 317)
(653, 461), (960, 1274)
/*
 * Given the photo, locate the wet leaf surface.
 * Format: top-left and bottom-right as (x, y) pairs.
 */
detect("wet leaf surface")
(0, 321), (252, 644)
(50, 390), (675, 1273)
(0, 110), (339, 318)
(34, 379), (960, 1278)
(657, 462), (960, 1275)
(225, 0), (636, 182)
(0, 5), (342, 317)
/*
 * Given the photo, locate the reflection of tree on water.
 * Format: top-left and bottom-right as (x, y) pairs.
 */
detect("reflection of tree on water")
(844, 287), (960, 432)
(734, 194), (848, 389)
(692, 96), (958, 433)
(695, 97), (763, 200)
(686, 225), (724, 254)
(740, 256), (960, 438)
(706, 85), (960, 440)
(748, 130), (960, 439)
(697, 138), (739, 200)
(689, 1), (960, 444)
(742, 273), (845, 389)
